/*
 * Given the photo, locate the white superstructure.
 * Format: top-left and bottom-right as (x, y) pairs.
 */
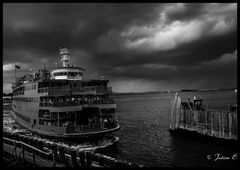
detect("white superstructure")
(11, 47), (120, 139)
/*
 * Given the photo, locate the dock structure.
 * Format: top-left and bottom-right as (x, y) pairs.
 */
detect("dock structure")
(169, 93), (237, 141)
(3, 131), (143, 167)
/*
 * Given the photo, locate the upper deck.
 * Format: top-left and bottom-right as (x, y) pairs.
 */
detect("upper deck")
(12, 79), (113, 97)
(38, 79), (112, 95)
(12, 47), (113, 97)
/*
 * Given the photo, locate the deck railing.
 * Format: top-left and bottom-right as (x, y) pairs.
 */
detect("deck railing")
(39, 98), (115, 107)
(38, 87), (71, 93)
(38, 86), (111, 94)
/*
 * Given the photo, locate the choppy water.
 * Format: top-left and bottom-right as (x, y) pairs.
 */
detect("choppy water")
(3, 90), (238, 167)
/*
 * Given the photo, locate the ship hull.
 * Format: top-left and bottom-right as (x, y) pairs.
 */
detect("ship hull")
(12, 109), (120, 139)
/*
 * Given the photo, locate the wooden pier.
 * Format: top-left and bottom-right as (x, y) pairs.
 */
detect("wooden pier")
(169, 93), (237, 142)
(3, 131), (143, 167)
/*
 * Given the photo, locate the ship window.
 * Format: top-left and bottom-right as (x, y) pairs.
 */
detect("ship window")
(51, 112), (58, 120)
(54, 73), (61, 76)
(39, 119), (44, 125)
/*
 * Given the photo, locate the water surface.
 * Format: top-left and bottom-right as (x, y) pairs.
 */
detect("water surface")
(3, 90), (237, 167)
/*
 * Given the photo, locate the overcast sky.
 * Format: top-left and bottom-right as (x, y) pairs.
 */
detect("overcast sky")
(3, 3), (237, 93)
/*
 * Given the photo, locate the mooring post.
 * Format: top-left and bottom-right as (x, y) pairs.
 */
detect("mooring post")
(108, 157), (118, 167)
(101, 155), (109, 167)
(22, 142), (25, 163)
(122, 160), (130, 167)
(233, 114), (237, 139)
(51, 143), (58, 167)
(32, 150), (36, 166)
(218, 113), (222, 138)
(222, 113), (225, 138)
(210, 113), (214, 136)
(70, 148), (78, 167)
(204, 110), (207, 134)
(115, 159), (123, 167)
(11, 140), (17, 158)
(229, 113), (232, 139)
(111, 158), (118, 167)
(35, 139), (42, 158)
(96, 153), (104, 167)
(58, 145), (68, 166)
(175, 96), (181, 129)
(78, 151), (86, 167)
(14, 142), (24, 165)
(85, 151), (93, 167)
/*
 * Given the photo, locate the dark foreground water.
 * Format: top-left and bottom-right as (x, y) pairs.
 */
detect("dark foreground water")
(3, 90), (238, 167)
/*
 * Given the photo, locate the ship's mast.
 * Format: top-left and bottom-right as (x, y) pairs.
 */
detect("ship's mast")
(59, 47), (70, 67)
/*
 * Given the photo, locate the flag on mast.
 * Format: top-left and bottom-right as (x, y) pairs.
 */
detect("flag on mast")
(15, 64), (20, 69)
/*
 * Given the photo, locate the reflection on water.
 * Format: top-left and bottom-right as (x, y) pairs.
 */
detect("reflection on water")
(3, 90), (237, 167)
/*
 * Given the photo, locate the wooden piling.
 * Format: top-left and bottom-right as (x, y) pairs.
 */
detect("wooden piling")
(69, 149), (78, 167)
(50, 143), (58, 167)
(58, 145), (68, 166)
(169, 94), (237, 142)
(86, 151), (92, 167)
(78, 151), (86, 167)
(228, 113), (232, 139)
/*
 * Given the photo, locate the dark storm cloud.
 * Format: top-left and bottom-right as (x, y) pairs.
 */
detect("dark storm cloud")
(165, 3), (210, 22)
(3, 3), (237, 92)
(3, 3), (163, 67)
(93, 30), (236, 74)
(3, 3), (161, 53)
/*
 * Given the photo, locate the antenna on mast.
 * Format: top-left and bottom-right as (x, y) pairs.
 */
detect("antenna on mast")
(59, 47), (70, 67)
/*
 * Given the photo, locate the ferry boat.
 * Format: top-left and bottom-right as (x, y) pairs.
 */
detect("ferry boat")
(11, 47), (120, 139)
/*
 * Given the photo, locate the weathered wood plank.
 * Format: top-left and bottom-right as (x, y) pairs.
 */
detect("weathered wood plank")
(169, 94), (237, 141)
